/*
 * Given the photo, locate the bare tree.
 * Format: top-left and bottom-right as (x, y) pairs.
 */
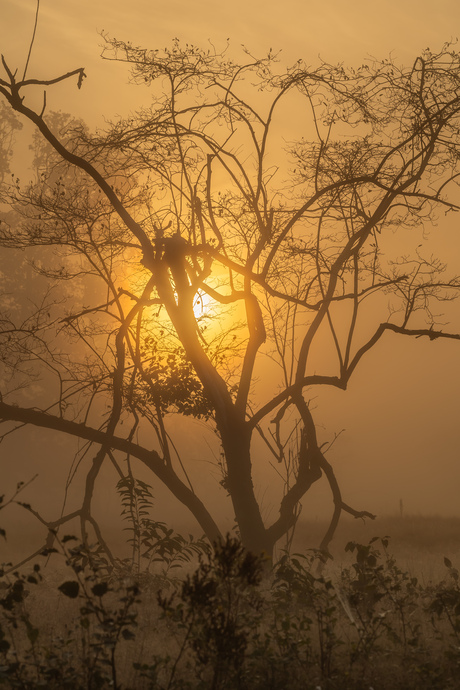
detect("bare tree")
(1, 37), (460, 562)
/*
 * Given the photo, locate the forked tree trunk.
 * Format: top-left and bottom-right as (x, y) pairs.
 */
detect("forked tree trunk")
(153, 266), (275, 557)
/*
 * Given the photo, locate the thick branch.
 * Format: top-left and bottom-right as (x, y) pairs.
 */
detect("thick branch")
(346, 323), (460, 381)
(249, 375), (345, 429)
(317, 454), (376, 554)
(235, 293), (266, 416)
(0, 402), (222, 543)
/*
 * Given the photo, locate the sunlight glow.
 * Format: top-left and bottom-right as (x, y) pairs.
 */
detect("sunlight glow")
(192, 289), (213, 322)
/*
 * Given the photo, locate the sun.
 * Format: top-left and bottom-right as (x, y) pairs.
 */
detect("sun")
(192, 288), (214, 322)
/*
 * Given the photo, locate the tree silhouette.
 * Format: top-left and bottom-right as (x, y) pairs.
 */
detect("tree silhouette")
(1, 38), (460, 561)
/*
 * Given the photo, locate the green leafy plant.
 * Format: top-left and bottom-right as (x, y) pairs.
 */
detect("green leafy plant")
(116, 476), (209, 582)
(273, 551), (341, 684)
(0, 533), (142, 689)
(157, 535), (265, 690)
(339, 537), (426, 689)
(0, 563), (45, 688)
(427, 556), (460, 667)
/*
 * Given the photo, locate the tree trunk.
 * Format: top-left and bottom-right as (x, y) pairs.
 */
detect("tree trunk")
(220, 421), (273, 558)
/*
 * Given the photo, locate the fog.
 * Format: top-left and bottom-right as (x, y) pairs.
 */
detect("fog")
(1, 0), (460, 567)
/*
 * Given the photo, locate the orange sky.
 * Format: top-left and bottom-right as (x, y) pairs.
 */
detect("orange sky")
(1, 0), (460, 524)
(3, 0), (460, 123)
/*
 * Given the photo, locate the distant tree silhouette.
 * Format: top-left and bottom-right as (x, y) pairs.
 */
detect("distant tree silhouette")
(1, 37), (460, 562)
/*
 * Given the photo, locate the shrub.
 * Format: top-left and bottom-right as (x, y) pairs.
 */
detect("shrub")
(2, 534), (460, 689)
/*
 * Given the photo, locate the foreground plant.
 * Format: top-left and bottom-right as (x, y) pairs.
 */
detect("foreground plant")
(2, 534), (460, 689)
(154, 535), (264, 689)
(1, 534), (142, 689)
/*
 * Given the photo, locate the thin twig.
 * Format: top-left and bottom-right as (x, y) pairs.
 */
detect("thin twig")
(22, 0), (40, 82)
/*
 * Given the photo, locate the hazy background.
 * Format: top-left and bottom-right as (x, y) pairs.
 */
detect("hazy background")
(1, 0), (460, 559)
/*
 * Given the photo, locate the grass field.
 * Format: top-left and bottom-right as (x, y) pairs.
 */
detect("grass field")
(291, 513), (460, 580)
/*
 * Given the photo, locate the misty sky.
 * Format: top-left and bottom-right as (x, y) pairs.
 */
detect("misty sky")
(1, 0), (460, 531)
(3, 0), (460, 123)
